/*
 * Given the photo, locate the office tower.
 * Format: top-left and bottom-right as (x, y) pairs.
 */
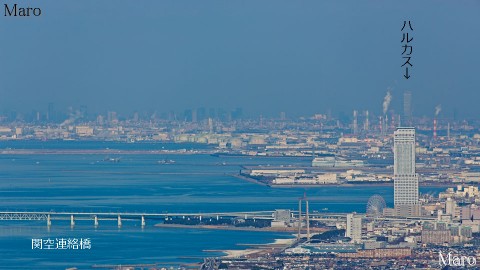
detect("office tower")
(8, 111), (17, 122)
(346, 213), (362, 243)
(217, 108), (227, 122)
(192, 109), (197, 123)
(364, 110), (369, 131)
(352, 110), (358, 135)
(208, 108), (216, 119)
(47, 102), (55, 122)
(80, 105), (88, 120)
(394, 127), (419, 216)
(379, 116), (383, 136)
(183, 109), (192, 122)
(107, 111), (117, 124)
(96, 115), (104, 125)
(231, 107), (243, 120)
(403, 91), (412, 125)
(208, 118), (214, 133)
(168, 111), (176, 121)
(197, 107), (206, 122)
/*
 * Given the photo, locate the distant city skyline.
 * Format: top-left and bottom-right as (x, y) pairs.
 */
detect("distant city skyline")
(0, 101), (473, 123)
(1, 1), (479, 118)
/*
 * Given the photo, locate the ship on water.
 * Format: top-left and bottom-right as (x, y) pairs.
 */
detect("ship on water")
(103, 157), (121, 163)
(157, 159), (176, 165)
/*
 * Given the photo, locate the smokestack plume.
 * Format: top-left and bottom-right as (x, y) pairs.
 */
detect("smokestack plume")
(383, 90), (392, 115)
(60, 110), (82, 127)
(435, 105), (442, 117)
(434, 105), (441, 140)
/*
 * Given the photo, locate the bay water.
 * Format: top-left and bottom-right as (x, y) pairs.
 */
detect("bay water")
(0, 141), (446, 269)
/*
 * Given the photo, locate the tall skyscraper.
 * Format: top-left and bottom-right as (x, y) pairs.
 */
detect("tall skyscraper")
(47, 102), (55, 122)
(107, 111), (117, 124)
(394, 127), (419, 216)
(352, 110), (358, 135)
(346, 213), (362, 243)
(364, 110), (369, 131)
(192, 109), (197, 123)
(403, 91), (412, 125)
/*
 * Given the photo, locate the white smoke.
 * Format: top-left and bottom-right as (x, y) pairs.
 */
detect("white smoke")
(435, 104), (442, 117)
(383, 90), (392, 115)
(60, 110), (82, 127)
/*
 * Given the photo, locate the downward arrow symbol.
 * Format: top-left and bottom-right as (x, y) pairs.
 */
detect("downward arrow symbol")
(404, 67), (411, 79)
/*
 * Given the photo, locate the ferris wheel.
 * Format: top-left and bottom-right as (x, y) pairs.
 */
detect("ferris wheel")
(366, 195), (386, 217)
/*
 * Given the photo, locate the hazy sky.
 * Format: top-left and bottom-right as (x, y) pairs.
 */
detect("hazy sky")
(1, 0), (479, 118)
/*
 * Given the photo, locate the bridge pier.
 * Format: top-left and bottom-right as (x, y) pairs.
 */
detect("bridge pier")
(47, 214), (51, 227)
(117, 215), (122, 228)
(70, 215), (75, 227)
(141, 215), (146, 227)
(94, 215), (99, 227)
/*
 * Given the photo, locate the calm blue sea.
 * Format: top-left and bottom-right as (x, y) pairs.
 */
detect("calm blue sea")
(0, 140), (446, 269)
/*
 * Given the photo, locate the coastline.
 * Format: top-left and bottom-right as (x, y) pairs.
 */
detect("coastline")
(268, 182), (459, 188)
(0, 149), (208, 155)
(231, 174), (461, 188)
(204, 236), (298, 258)
(154, 223), (300, 259)
(230, 173), (269, 186)
(155, 223), (326, 233)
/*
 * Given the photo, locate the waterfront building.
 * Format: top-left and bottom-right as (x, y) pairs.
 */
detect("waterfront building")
(311, 156), (364, 168)
(273, 209), (291, 223)
(312, 156), (335, 167)
(393, 127), (419, 216)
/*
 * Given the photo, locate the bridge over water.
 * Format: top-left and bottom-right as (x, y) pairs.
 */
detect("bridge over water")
(0, 210), (347, 227)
